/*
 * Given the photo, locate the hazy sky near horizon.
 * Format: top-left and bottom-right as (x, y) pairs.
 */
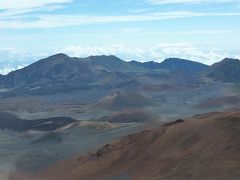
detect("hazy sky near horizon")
(0, 0), (240, 74)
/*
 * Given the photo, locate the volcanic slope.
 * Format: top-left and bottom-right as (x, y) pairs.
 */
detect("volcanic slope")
(11, 110), (240, 180)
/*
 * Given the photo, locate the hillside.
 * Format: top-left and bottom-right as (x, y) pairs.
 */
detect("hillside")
(11, 110), (240, 180)
(160, 58), (209, 74)
(84, 55), (146, 73)
(130, 58), (209, 74)
(0, 54), (97, 88)
(129, 60), (162, 69)
(92, 91), (153, 111)
(0, 54), (146, 90)
(0, 54), (211, 92)
(207, 58), (240, 83)
(96, 109), (157, 123)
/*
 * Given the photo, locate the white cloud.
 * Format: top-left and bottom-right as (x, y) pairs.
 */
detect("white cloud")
(0, 0), (239, 30)
(0, 0), (72, 10)
(1, 11), (240, 29)
(147, 0), (239, 5)
(0, 47), (41, 62)
(118, 29), (234, 35)
(0, 0), (72, 18)
(60, 43), (240, 65)
(179, 30), (234, 34)
(0, 66), (15, 75)
(0, 48), (45, 75)
(0, 64), (27, 75)
(129, 8), (153, 13)
(149, 43), (225, 64)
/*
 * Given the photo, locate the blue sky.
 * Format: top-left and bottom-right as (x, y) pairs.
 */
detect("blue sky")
(0, 0), (240, 74)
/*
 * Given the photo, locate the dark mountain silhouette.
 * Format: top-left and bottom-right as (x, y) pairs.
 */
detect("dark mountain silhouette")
(160, 58), (209, 73)
(0, 53), (97, 89)
(0, 54), (237, 97)
(83, 55), (145, 72)
(130, 58), (209, 73)
(0, 54), (148, 95)
(207, 58), (240, 82)
(129, 60), (162, 69)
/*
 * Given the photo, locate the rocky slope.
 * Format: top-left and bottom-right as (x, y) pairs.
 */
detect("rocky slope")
(11, 110), (240, 180)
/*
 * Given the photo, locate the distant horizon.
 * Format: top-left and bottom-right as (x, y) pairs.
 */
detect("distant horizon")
(0, 0), (239, 74)
(1, 52), (239, 75)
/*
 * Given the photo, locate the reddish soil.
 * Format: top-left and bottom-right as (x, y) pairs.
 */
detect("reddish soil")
(11, 111), (240, 180)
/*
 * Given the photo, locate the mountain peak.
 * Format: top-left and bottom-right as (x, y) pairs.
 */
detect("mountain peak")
(87, 55), (121, 61)
(212, 57), (240, 66)
(221, 58), (239, 63)
(84, 55), (145, 73)
(47, 53), (70, 60)
(160, 57), (209, 74)
(33, 53), (72, 66)
(163, 58), (192, 63)
(207, 57), (240, 83)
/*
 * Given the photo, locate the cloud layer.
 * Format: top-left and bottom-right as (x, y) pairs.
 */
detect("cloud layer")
(1, 11), (240, 29)
(61, 44), (239, 65)
(0, 0), (72, 10)
(1, 43), (239, 74)
(147, 0), (239, 5)
(0, 0), (240, 29)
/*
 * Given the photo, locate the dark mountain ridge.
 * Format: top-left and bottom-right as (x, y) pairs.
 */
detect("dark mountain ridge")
(0, 54), (147, 90)
(0, 53), (97, 88)
(0, 54), (237, 96)
(206, 58), (240, 83)
(160, 58), (209, 74)
(82, 55), (146, 73)
(130, 58), (209, 73)
(129, 60), (163, 69)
